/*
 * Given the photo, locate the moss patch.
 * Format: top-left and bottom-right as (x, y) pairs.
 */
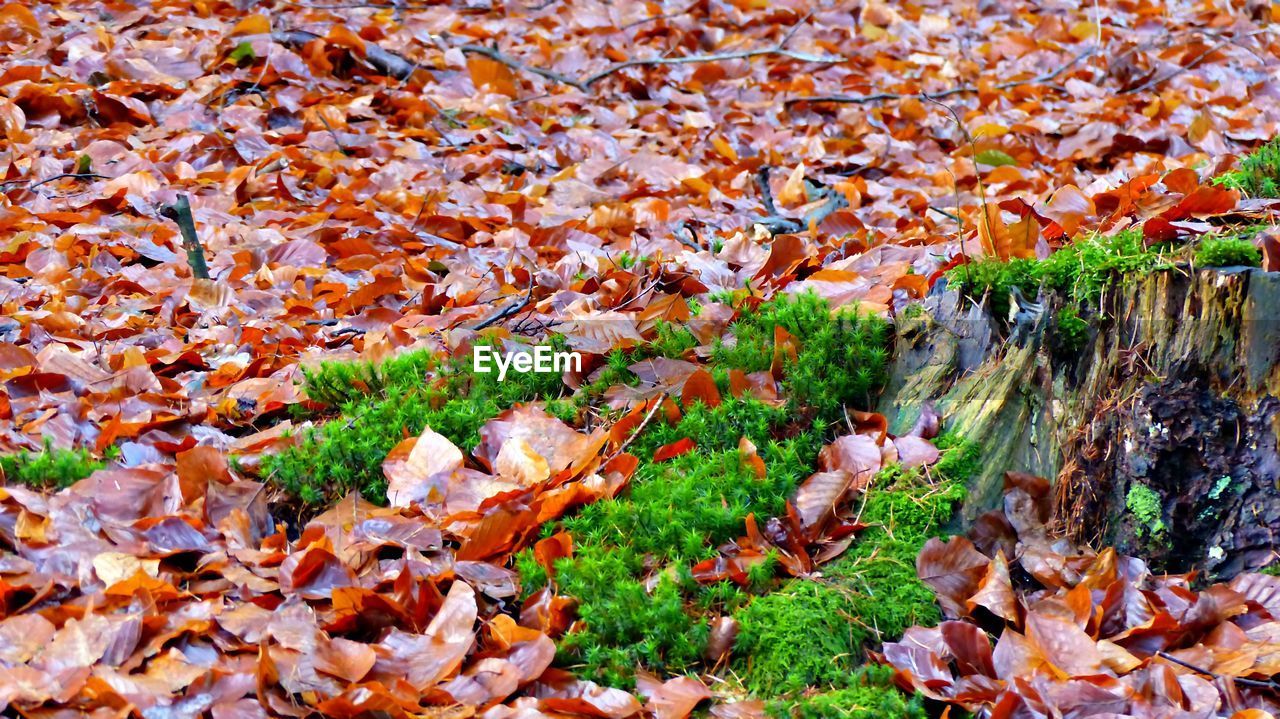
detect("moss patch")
(1195, 235), (1262, 268)
(260, 342), (569, 504)
(771, 667), (927, 719)
(0, 445), (102, 489)
(1214, 137), (1280, 198)
(522, 397), (819, 686)
(1126, 483), (1166, 538)
(732, 435), (974, 696)
(711, 292), (890, 425)
(946, 229), (1175, 316)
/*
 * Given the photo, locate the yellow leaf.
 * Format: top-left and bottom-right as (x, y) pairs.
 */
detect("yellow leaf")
(94, 552), (160, 586)
(972, 123), (1008, 139)
(711, 135), (738, 162)
(777, 163), (807, 206)
(15, 510), (49, 543)
(1069, 21), (1098, 41)
(1189, 112), (1211, 143)
(229, 14), (271, 36)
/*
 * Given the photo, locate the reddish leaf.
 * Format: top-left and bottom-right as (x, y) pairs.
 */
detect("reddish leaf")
(653, 437), (696, 462)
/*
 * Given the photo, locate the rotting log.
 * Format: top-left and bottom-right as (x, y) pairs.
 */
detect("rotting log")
(878, 266), (1280, 578)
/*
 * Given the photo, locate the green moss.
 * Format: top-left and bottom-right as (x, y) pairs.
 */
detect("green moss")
(529, 398), (818, 686)
(1052, 307), (1090, 356)
(947, 230), (1176, 315)
(711, 293), (890, 424)
(633, 397), (815, 459)
(1195, 236), (1262, 268)
(1126, 483), (1165, 537)
(565, 445), (807, 563)
(736, 580), (870, 694)
(771, 667), (926, 719)
(0, 444), (102, 489)
(1213, 137), (1280, 197)
(553, 545), (711, 687)
(260, 342), (569, 504)
(932, 432), (981, 484)
(734, 441), (968, 696)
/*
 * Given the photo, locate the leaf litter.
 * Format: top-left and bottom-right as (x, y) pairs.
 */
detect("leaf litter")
(0, 0), (1279, 716)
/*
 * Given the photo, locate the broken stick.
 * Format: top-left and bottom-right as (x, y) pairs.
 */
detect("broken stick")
(161, 195), (211, 280)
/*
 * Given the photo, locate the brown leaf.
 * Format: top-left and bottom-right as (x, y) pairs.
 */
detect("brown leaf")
(917, 537), (990, 619)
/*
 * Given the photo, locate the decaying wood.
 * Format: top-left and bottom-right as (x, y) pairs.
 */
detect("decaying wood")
(878, 266), (1280, 578)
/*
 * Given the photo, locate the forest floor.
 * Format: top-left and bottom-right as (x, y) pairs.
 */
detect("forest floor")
(1, 0), (1280, 717)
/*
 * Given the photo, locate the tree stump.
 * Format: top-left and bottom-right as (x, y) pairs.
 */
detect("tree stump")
(878, 266), (1280, 578)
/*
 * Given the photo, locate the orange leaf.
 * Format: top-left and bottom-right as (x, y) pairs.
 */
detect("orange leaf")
(680, 368), (721, 408)
(0, 4), (40, 41)
(326, 24), (366, 55)
(229, 14), (271, 36)
(468, 55), (519, 97)
(978, 204), (1036, 260)
(738, 436), (766, 479)
(653, 437), (695, 462)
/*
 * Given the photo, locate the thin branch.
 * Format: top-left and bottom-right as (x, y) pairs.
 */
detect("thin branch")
(1156, 651), (1280, 691)
(472, 285), (534, 330)
(0, 173), (107, 191)
(459, 44), (588, 91)
(1121, 40), (1229, 94)
(277, 2), (442, 8)
(582, 46), (841, 87)
(928, 205), (962, 223)
(315, 113), (349, 155)
(273, 29), (418, 79)
(607, 395), (666, 462)
(160, 194), (211, 280)
(788, 46), (1097, 106)
(753, 167), (802, 235)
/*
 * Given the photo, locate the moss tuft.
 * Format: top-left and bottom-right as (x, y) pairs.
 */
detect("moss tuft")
(528, 397), (818, 686)
(1126, 483), (1165, 538)
(261, 342), (570, 504)
(0, 445), (102, 489)
(1195, 236), (1262, 268)
(1052, 307), (1090, 357)
(770, 667), (927, 719)
(733, 441), (967, 696)
(946, 230), (1175, 315)
(1213, 137), (1280, 198)
(711, 293), (891, 424)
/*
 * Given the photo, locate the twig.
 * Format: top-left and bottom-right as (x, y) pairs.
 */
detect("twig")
(582, 46), (841, 87)
(1155, 651), (1280, 691)
(273, 29), (418, 80)
(459, 44), (588, 92)
(788, 46), (1097, 106)
(928, 205), (962, 223)
(161, 195), (211, 280)
(277, 2), (441, 8)
(472, 286), (534, 330)
(1121, 40), (1229, 94)
(316, 113), (349, 155)
(0, 173), (107, 191)
(607, 395), (666, 461)
(753, 167), (803, 235)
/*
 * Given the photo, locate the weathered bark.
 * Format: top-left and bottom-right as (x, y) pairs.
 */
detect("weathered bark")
(878, 266), (1280, 579)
